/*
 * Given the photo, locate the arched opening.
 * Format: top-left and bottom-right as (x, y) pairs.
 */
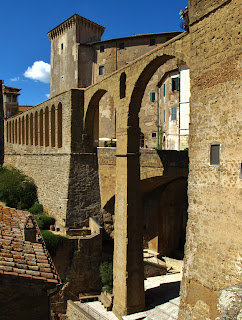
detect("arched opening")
(84, 89), (108, 151)
(57, 103), (62, 148)
(120, 72), (126, 99)
(113, 53), (190, 316)
(15, 120), (17, 145)
(51, 105), (55, 147)
(7, 122), (9, 143)
(45, 107), (49, 147)
(40, 109), (43, 146)
(26, 115), (29, 145)
(30, 114), (33, 145)
(18, 118), (21, 144)
(35, 111), (38, 146)
(22, 117), (25, 144)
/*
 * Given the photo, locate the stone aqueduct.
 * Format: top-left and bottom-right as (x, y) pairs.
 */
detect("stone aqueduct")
(4, 0), (242, 319)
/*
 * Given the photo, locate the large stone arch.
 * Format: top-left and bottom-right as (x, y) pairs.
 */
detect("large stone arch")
(113, 48), (190, 318)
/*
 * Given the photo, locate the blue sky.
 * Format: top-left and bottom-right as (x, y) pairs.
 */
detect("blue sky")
(1, 0), (188, 106)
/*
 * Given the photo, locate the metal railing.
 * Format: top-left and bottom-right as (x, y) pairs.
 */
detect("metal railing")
(81, 302), (109, 320)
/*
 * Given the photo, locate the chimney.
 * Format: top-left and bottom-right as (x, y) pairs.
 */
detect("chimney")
(23, 215), (37, 243)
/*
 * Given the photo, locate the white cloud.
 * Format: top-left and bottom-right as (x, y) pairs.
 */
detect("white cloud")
(24, 61), (50, 83)
(45, 93), (50, 99)
(10, 77), (20, 82)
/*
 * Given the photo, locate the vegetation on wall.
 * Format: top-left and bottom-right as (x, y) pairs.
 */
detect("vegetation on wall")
(0, 166), (65, 256)
(0, 166), (37, 209)
(156, 127), (164, 150)
(99, 261), (113, 293)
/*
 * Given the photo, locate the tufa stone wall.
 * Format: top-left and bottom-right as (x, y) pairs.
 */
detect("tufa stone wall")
(178, 0), (242, 319)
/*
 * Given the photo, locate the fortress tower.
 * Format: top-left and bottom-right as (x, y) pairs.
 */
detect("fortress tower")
(48, 14), (105, 97)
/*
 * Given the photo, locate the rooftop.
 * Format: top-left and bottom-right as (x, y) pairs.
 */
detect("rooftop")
(0, 205), (60, 284)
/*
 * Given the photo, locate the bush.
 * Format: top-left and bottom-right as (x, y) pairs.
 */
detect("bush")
(36, 214), (55, 230)
(99, 261), (113, 292)
(40, 230), (66, 256)
(29, 202), (44, 215)
(0, 166), (37, 209)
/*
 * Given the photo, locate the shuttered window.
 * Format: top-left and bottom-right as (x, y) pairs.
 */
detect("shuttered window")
(163, 84), (166, 97)
(171, 107), (177, 120)
(172, 77), (179, 92)
(210, 144), (220, 166)
(150, 92), (156, 102)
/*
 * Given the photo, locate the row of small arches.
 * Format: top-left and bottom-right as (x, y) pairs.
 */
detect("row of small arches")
(6, 104), (62, 148)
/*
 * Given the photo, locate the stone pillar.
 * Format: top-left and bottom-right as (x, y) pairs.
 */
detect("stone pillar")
(113, 125), (145, 319)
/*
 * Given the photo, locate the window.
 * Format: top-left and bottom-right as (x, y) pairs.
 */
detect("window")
(152, 132), (157, 138)
(99, 66), (104, 76)
(12, 96), (17, 102)
(5, 96), (10, 103)
(210, 144), (220, 166)
(119, 43), (125, 50)
(163, 84), (166, 97)
(61, 43), (63, 50)
(150, 39), (156, 46)
(120, 72), (126, 99)
(164, 109), (166, 122)
(100, 45), (104, 52)
(172, 77), (179, 92)
(171, 107), (177, 120)
(150, 92), (156, 102)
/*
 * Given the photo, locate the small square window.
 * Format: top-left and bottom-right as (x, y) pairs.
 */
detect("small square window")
(150, 92), (156, 102)
(119, 43), (125, 49)
(100, 45), (104, 52)
(152, 132), (157, 138)
(99, 66), (104, 76)
(210, 144), (220, 166)
(150, 39), (156, 46)
(171, 107), (177, 120)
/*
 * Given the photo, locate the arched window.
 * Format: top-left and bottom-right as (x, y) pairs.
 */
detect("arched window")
(35, 111), (38, 146)
(57, 103), (62, 148)
(45, 107), (49, 147)
(7, 122), (9, 143)
(12, 121), (15, 144)
(18, 118), (21, 144)
(120, 72), (126, 99)
(51, 105), (55, 147)
(22, 117), (25, 144)
(30, 114), (33, 145)
(9, 122), (12, 143)
(26, 115), (29, 145)
(15, 120), (18, 144)
(40, 110), (43, 146)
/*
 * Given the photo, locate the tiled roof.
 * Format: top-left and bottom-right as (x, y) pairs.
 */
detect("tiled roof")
(0, 205), (60, 284)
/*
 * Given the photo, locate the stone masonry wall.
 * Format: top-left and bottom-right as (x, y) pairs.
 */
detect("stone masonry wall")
(179, 0), (242, 319)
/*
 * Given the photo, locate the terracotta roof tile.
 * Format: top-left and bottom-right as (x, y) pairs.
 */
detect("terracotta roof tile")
(0, 205), (60, 284)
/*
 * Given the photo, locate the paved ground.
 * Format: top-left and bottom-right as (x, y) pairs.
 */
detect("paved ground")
(82, 272), (182, 320)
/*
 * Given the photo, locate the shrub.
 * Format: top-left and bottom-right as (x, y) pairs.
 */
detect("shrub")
(36, 214), (55, 230)
(0, 166), (37, 209)
(29, 202), (44, 215)
(40, 230), (66, 256)
(99, 261), (113, 292)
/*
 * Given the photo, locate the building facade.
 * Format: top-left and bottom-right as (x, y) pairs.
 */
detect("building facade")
(48, 15), (187, 149)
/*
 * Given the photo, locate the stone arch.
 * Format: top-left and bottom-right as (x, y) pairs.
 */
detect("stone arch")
(22, 116), (25, 144)
(15, 120), (17, 144)
(18, 118), (21, 144)
(34, 111), (38, 146)
(45, 107), (49, 147)
(51, 105), (55, 147)
(26, 115), (29, 145)
(40, 109), (44, 146)
(30, 113), (34, 145)
(57, 103), (62, 148)
(84, 89), (107, 151)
